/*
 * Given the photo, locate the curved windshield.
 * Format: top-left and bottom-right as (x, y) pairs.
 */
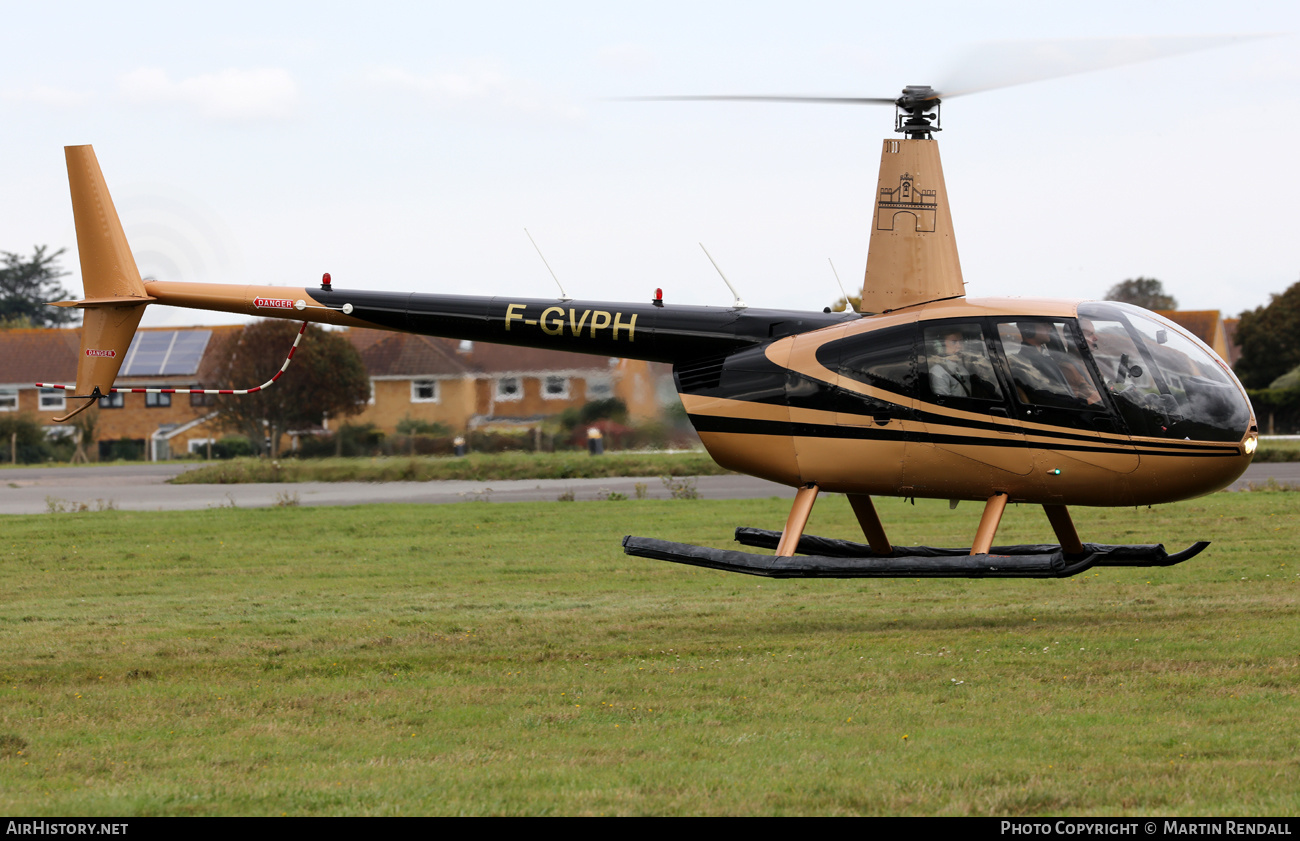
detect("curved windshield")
(1078, 303), (1252, 442)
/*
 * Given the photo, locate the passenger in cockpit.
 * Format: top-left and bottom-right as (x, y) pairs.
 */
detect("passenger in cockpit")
(1011, 321), (1102, 407)
(930, 328), (974, 398)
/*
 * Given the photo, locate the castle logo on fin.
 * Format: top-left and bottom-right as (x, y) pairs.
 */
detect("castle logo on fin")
(876, 171), (938, 233)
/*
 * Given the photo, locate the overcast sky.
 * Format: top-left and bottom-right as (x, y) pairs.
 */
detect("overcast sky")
(2, 1), (1297, 327)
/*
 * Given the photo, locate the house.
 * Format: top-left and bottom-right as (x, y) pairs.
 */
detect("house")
(1154, 309), (1235, 363)
(0, 325), (242, 460)
(343, 329), (668, 433)
(1221, 317), (1243, 368)
(0, 324), (670, 459)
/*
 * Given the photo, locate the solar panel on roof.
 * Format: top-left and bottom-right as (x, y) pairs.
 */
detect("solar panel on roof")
(119, 330), (212, 377)
(164, 330), (211, 375)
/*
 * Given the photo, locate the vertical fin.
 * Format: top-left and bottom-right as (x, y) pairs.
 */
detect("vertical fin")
(860, 138), (965, 313)
(56, 146), (152, 412)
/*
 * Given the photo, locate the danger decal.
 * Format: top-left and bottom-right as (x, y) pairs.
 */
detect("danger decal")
(254, 297), (297, 310)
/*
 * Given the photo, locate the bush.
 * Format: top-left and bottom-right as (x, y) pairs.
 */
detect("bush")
(296, 423), (387, 458)
(467, 429), (537, 454)
(211, 436), (257, 460)
(99, 437), (145, 462)
(1247, 386), (1300, 435)
(395, 417), (452, 437)
(0, 413), (54, 463)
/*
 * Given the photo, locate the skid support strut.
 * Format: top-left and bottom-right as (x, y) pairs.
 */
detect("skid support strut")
(1043, 504), (1084, 554)
(846, 494), (892, 554)
(971, 493), (1009, 555)
(776, 484), (819, 557)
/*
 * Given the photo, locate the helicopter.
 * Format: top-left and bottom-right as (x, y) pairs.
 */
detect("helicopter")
(43, 69), (1257, 580)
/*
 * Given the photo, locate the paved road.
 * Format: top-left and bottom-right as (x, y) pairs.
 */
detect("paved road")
(0, 463), (795, 514)
(1, 461), (1295, 515)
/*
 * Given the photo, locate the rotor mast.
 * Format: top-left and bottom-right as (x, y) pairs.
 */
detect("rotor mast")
(859, 86), (965, 314)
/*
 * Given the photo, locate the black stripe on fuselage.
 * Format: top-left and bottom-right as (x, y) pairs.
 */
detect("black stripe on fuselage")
(686, 413), (1242, 459)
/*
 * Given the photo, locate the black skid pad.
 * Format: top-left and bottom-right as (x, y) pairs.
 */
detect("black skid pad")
(621, 530), (1208, 579)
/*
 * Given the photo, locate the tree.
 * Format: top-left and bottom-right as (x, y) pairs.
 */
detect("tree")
(213, 320), (371, 458)
(1234, 279), (1300, 390)
(1, 246), (78, 328)
(1104, 277), (1177, 310)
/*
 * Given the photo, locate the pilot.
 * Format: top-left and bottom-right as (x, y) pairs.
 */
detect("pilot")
(930, 328), (975, 398)
(1080, 317), (1143, 390)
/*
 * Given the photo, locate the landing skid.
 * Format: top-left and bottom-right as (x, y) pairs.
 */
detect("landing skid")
(621, 530), (1208, 579)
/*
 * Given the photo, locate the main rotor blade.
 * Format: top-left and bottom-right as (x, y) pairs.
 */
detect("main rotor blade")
(935, 34), (1269, 99)
(618, 94), (897, 105)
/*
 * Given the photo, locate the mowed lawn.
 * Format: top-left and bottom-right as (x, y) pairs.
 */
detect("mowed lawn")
(1, 492), (1297, 816)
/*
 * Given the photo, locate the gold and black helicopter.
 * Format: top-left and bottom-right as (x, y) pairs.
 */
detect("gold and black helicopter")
(44, 71), (1256, 579)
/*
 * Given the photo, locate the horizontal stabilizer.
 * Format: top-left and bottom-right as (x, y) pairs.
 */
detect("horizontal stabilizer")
(49, 295), (156, 308)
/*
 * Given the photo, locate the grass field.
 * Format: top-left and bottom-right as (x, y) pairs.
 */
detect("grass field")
(1255, 438), (1300, 462)
(1, 491), (1298, 816)
(168, 451), (731, 484)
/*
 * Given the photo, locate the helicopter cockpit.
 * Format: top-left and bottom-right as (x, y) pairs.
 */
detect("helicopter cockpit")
(912, 303), (1252, 444)
(1073, 302), (1252, 443)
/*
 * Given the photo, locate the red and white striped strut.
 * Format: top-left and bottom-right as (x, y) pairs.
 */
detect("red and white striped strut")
(37, 321), (308, 397)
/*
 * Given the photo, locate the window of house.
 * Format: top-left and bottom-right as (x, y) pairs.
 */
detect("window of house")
(496, 377), (522, 401)
(101, 392), (125, 408)
(145, 392), (172, 408)
(585, 378), (613, 401)
(411, 380), (439, 403)
(0, 387), (17, 412)
(190, 392), (212, 407)
(543, 376), (569, 400)
(39, 388), (66, 412)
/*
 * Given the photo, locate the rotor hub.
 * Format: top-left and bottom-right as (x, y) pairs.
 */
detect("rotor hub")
(895, 85), (941, 138)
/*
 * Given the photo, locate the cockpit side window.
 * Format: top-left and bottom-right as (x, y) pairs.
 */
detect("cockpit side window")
(996, 319), (1105, 412)
(921, 322), (1003, 405)
(1078, 303), (1251, 441)
(819, 323), (919, 398)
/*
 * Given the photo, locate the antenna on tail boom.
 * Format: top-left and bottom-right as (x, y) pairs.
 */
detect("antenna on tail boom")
(524, 228), (572, 302)
(699, 243), (747, 309)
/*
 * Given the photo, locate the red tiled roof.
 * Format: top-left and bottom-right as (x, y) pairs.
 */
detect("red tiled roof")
(344, 328), (611, 377)
(0, 324), (245, 388)
(191, 326), (244, 384)
(0, 328), (80, 384)
(462, 340), (609, 375)
(344, 327), (391, 355)
(356, 332), (475, 377)
(1221, 317), (1242, 367)
(1155, 310), (1222, 346)
(2, 323), (621, 392)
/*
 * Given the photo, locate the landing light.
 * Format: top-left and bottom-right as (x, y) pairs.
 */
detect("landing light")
(1244, 437), (1258, 455)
